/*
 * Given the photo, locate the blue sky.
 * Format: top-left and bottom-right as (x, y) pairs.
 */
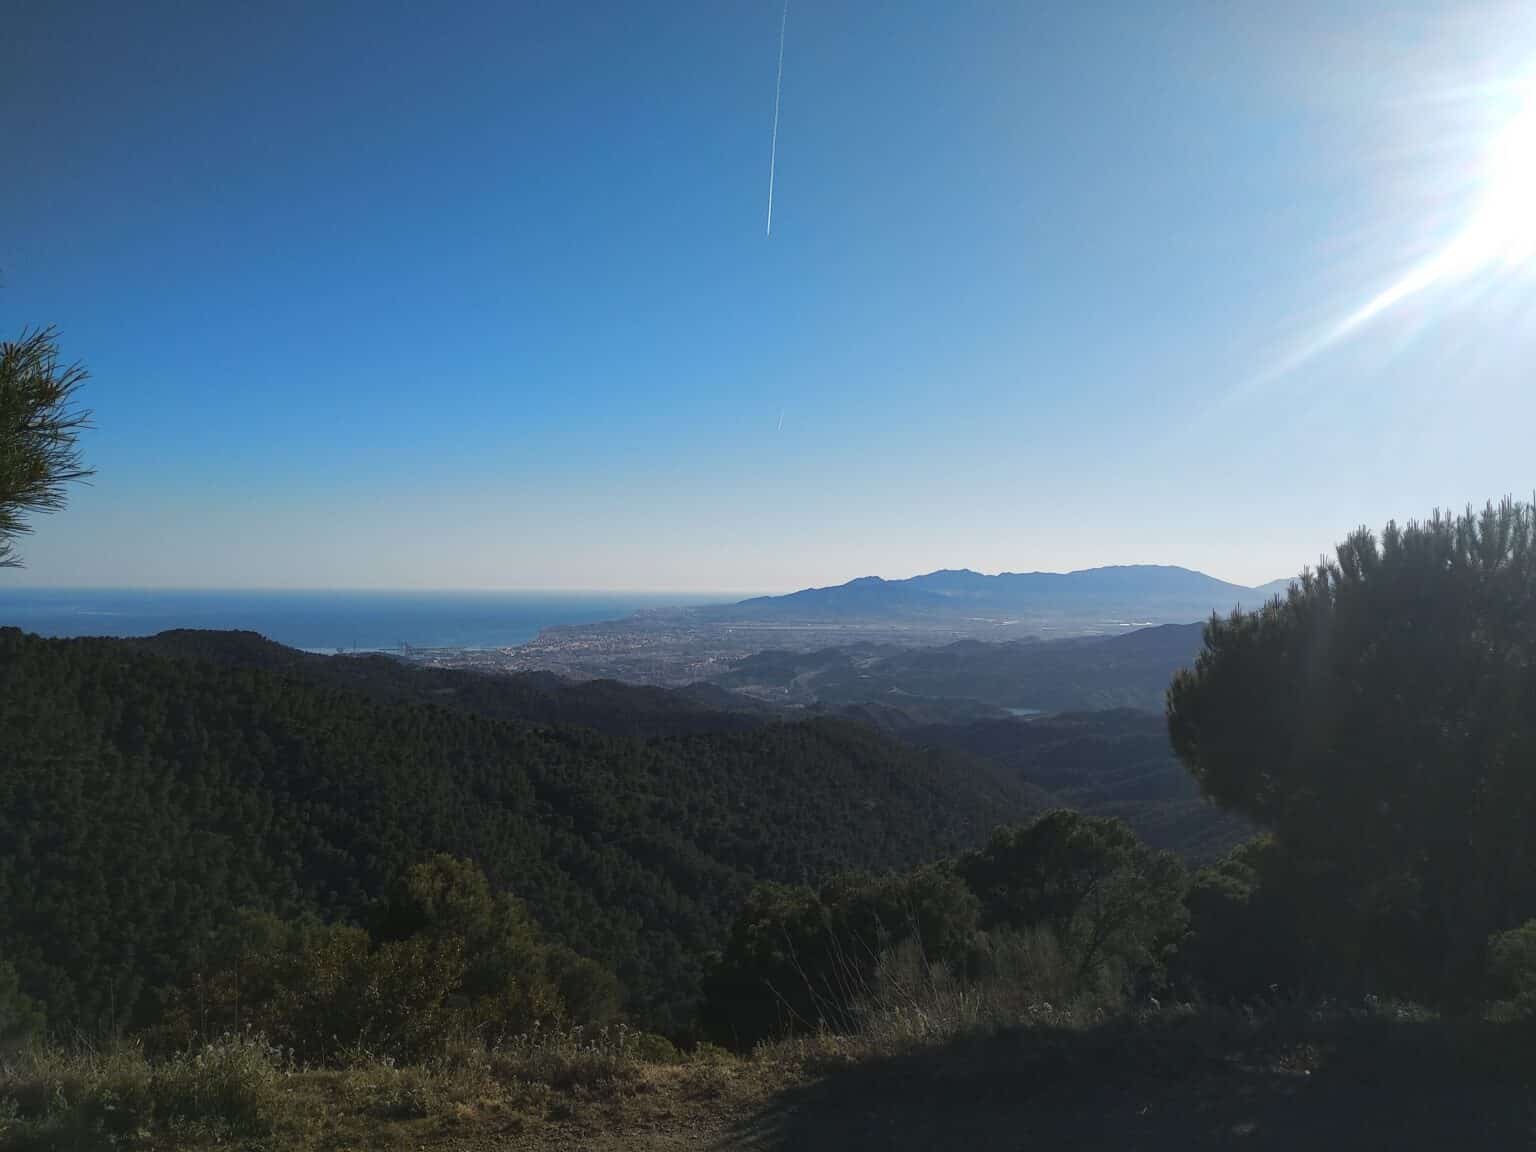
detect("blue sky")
(5, 0), (1536, 591)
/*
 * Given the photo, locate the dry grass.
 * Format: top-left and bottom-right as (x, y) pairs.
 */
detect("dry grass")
(0, 1035), (286, 1148)
(0, 943), (1191, 1152)
(0, 1025), (689, 1150)
(5, 1002), (1494, 1151)
(762, 928), (1122, 1074)
(488, 1022), (643, 1092)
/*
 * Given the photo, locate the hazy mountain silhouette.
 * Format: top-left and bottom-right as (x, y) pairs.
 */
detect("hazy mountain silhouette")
(711, 565), (1290, 625)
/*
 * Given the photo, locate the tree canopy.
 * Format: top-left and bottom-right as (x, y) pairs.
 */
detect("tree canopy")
(956, 809), (1187, 985)
(1167, 499), (1536, 1000)
(706, 809), (1189, 1045)
(0, 627), (1034, 1036)
(0, 327), (92, 567)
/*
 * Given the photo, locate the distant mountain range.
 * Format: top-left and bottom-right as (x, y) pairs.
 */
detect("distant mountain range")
(703, 565), (1293, 627)
(475, 565), (1296, 685)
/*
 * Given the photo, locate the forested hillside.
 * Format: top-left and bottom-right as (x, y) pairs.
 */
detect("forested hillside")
(140, 629), (773, 737)
(8, 505), (1536, 1151)
(0, 628), (1033, 1035)
(907, 710), (1249, 860)
(713, 623), (1205, 717)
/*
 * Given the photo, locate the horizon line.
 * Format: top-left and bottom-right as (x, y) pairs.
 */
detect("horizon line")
(0, 560), (1297, 599)
(0, 585), (765, 598)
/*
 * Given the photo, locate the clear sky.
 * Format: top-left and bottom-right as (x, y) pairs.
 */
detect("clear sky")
(5, 1), (1536, 591)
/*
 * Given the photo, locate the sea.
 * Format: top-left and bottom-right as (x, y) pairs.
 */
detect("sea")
(0, 589), (732, 653)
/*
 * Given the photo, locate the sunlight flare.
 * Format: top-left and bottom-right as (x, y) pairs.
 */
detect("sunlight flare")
(1254, 70), (1536, 387)
(1453, 90), (1536, 269)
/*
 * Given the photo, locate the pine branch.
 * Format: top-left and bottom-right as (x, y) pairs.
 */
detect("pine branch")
(0, 326), (94, 567)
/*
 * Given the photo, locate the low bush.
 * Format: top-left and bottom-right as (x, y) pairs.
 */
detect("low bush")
(1487, 920), (1536, 1014)
(0, 965), (42, 1056)
(488, 1023), (641, 1093)
(151, 1036), (285, 1132)
(0, 1035), (285, 1146)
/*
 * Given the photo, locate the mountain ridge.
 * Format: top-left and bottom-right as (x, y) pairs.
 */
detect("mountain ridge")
(717, 564), (1291, 624)
(711, 621), (1207, 717)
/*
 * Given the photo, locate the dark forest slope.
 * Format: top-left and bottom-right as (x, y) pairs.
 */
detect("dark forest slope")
(139, 628), (770, 737)
(716, 623), (1206, 716)
(0, 629), (1033, 1034)
(907, 709), (1249, 860)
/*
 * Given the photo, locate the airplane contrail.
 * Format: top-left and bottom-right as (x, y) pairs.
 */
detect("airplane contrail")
(777, 407), (784, 432)
(766, 0), (788, 237)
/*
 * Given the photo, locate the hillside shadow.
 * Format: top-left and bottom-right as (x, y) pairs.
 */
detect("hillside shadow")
(724, 1011), (1536, 1151)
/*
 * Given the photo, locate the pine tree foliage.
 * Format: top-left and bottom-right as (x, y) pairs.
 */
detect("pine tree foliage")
(1167, 499), (1536, 1000)
(0, 627), (1034, 1035)
(0, 327), (92, 567)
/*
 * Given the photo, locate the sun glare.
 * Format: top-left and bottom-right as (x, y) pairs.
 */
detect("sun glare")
(1457, 92), (1536, 269)
(1246, 71), (1536, 392)
(1419, 80), (1536, 284)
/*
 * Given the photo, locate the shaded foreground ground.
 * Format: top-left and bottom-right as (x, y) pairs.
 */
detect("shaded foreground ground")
(727, 1010), (1536, 1151)
(5, 1010), (1534, 1151)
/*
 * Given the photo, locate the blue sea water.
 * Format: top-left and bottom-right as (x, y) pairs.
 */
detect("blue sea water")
(0, 589), (731, 652)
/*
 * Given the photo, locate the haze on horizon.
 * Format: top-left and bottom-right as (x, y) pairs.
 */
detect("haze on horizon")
(5, 1), (1536, 593)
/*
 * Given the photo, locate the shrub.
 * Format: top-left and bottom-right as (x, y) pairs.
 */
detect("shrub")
(967, 925), (1083, 1012)
(957, 811), (1188, 991)
(703, 866), (981, 1045)
(1487, 921), (1536, 1013)
(1174, 837), (1294, 999)
(151, 1035), (285, 1132)
(846, 938), (986, 1052)
(0, 1035), (283, 1144)
(0, 1044), (154, 1136)
(488, 1023), (640, 1093)
(79, 1048), (154, 1140)
(337, 1062), (440, 1119)
(0, 963), (43, 1055)
(377, 856), (565, 1038)
(159, 859), (621, 1063)
(542, 944), (623, 1029)
(629, 1031), (679, 1063)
